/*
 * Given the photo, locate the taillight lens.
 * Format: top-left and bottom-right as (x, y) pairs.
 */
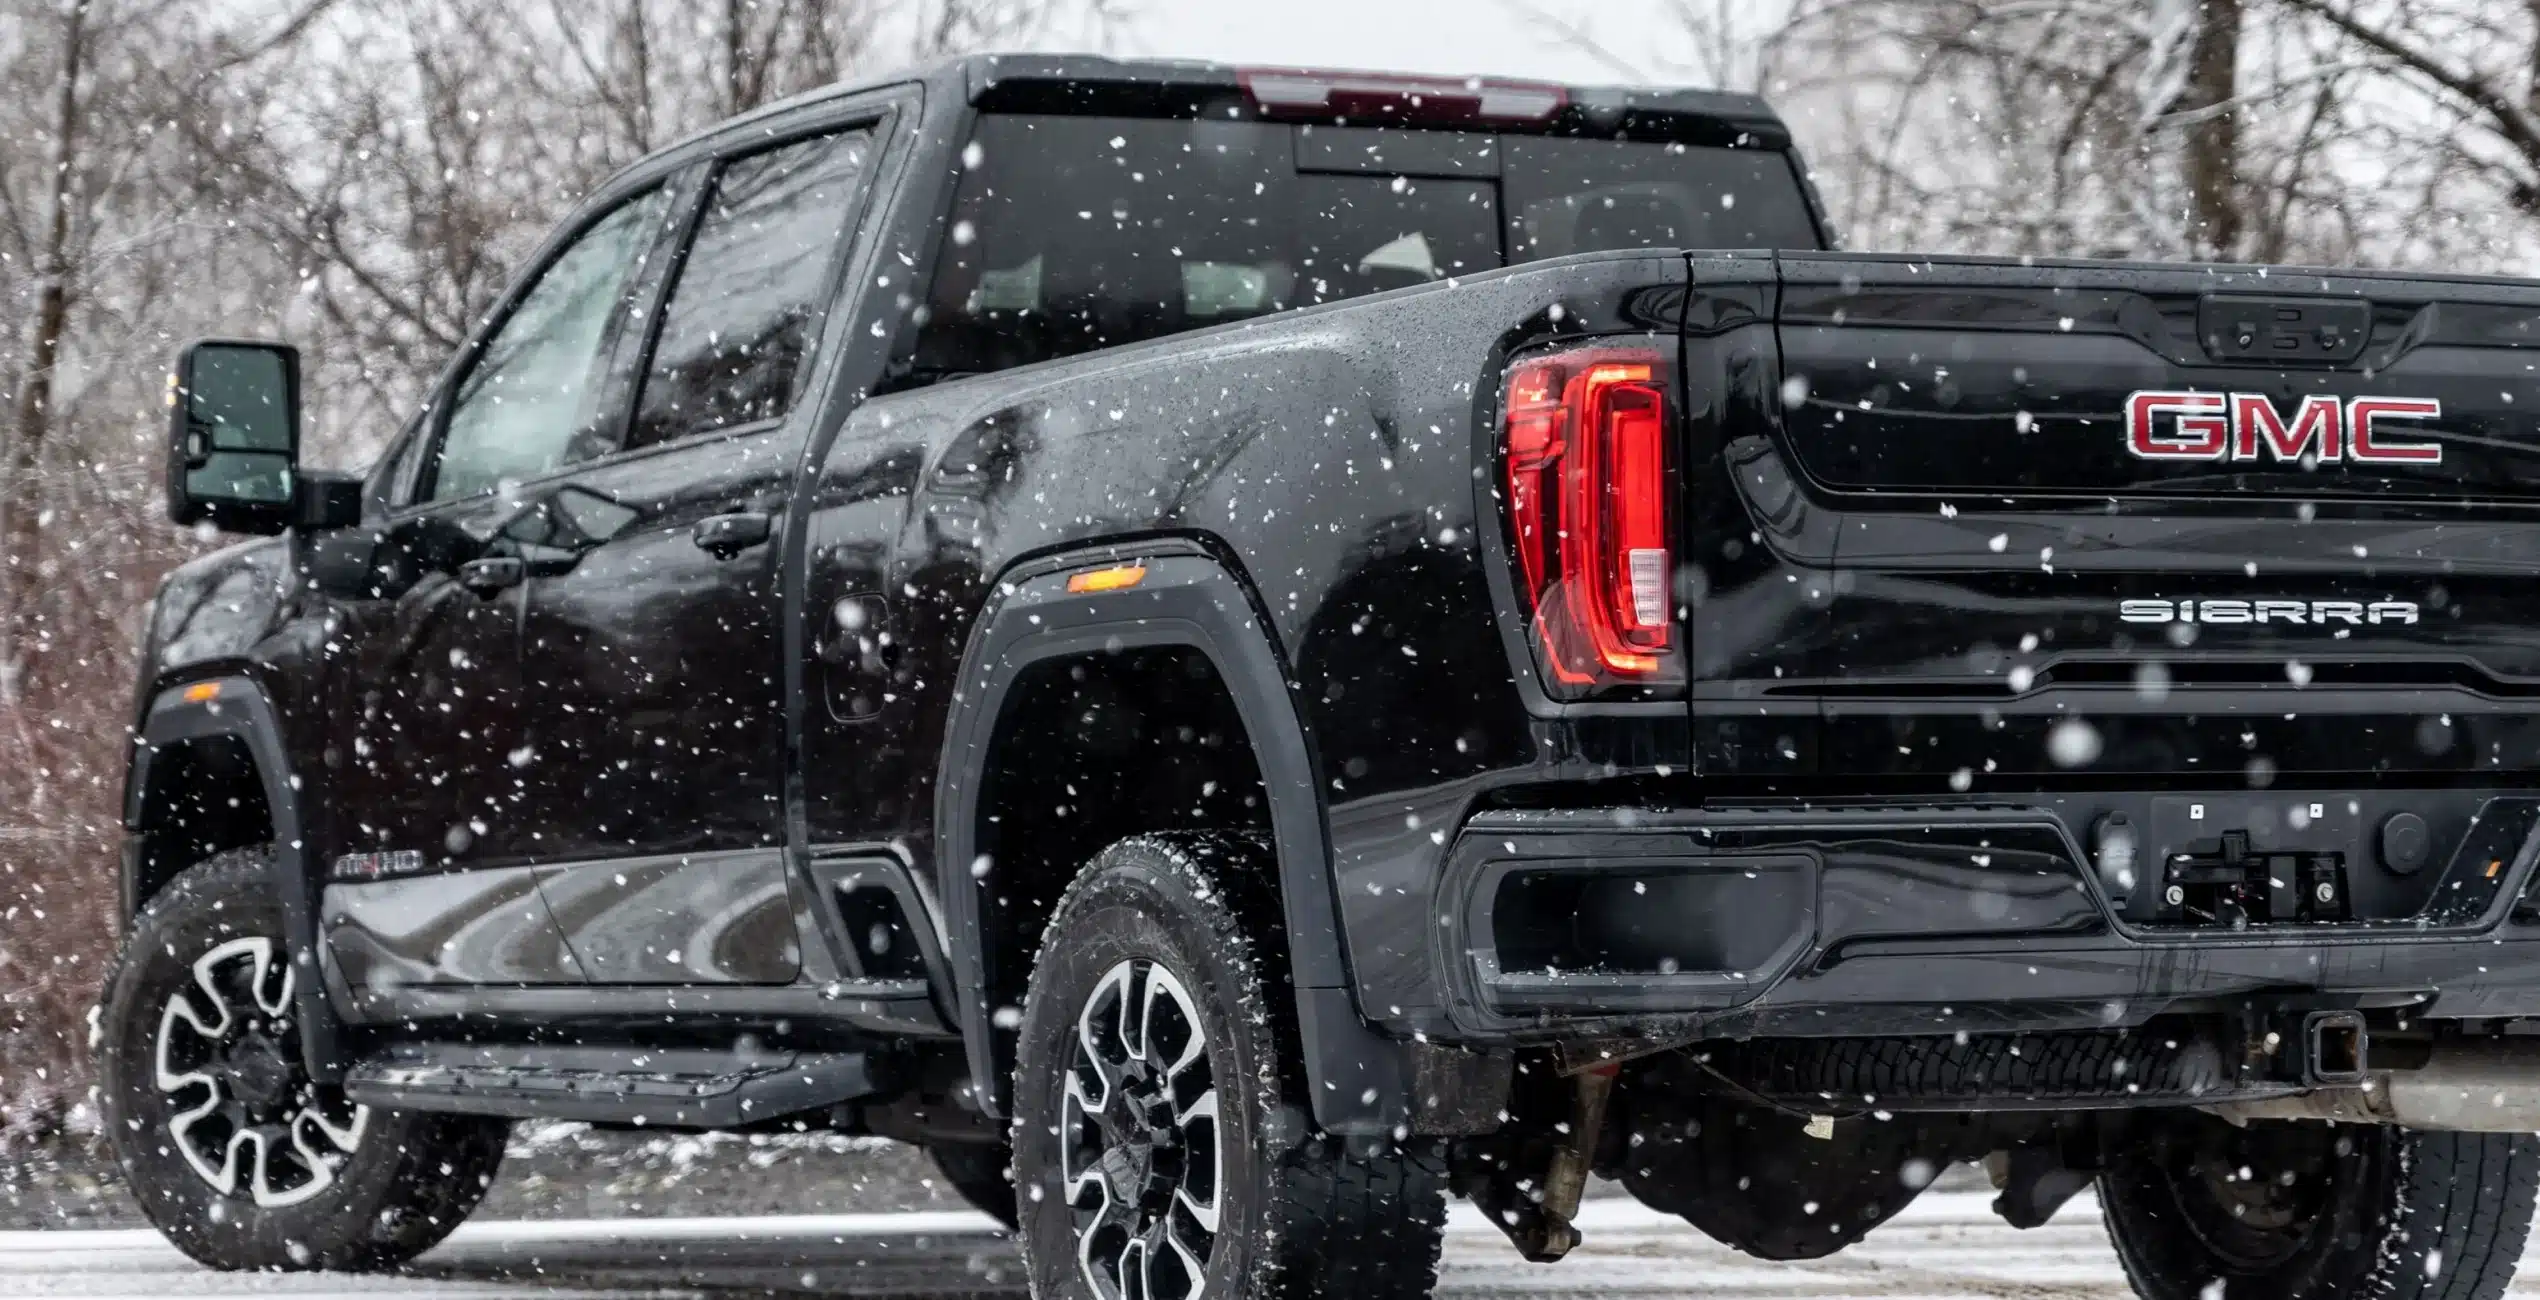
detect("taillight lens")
(1502, 344), (1681, 696)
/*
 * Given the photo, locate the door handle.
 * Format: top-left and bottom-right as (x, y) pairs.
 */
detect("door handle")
(519, 542), (584, 578)
(456, 556), (525, 595)
(692, 512), (772, 559)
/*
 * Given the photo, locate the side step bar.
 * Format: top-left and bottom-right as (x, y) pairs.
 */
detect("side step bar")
(344, 1043), (882, 1127)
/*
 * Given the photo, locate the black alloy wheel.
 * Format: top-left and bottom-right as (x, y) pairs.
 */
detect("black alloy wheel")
(1012, 833), (1449, 1300)
(1059, 957), (1224, 1296)
(148, 932), (370, 1209)
(99, 847), (510, 1271)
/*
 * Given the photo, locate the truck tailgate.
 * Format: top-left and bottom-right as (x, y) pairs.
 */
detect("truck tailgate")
(1752, 254), (2540, 781)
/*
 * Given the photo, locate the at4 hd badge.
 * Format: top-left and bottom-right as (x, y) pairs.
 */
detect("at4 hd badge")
(329, 848), (424, 881)
(2124, 391), (2443, 465)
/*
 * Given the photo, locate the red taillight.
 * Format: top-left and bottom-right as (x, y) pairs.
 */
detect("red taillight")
(1238, 68), (1568, 125)
(1502, 345), (1680, 695)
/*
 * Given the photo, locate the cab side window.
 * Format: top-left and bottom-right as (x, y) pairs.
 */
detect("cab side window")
(628, 129), (873, 449)
(424, 187), (674, 503)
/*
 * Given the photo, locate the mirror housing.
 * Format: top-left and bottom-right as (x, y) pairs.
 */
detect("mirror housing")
(296, 469), (365, 531)
(167, 338), (302, 534)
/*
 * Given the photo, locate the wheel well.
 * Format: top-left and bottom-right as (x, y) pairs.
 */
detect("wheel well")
(973, 644), (1272, 1025)
(132, 735), (273, 912)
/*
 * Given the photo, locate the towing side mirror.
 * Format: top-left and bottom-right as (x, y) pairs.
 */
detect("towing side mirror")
(167, 338), (302, 534)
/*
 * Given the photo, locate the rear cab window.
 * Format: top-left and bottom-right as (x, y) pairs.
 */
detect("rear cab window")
(896, 106), (1821, 385)
(1502, 137), (1818, 260)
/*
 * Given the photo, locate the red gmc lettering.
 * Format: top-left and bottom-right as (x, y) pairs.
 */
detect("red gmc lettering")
(2128, 391), (2228, 460)
(2348, 396), (2444, 464)
(2230, 393), (2342, 463)
(2125, 391), (2443, 466)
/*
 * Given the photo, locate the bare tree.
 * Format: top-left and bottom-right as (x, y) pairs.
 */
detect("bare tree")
(2177, 0), (2248, 256)
(1637, 0), (2540, 274)
(2274, 1), (2540, 213)
(0, 0), (338, 1132)
(6, 2), (88, 621)
(182, 0), (1120, 461)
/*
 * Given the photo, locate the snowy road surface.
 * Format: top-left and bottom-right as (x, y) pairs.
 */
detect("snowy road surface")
(3, 1189), (2530, 1298)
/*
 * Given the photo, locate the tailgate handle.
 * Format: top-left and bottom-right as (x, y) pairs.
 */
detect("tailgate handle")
(2199, 295), (2371, 365)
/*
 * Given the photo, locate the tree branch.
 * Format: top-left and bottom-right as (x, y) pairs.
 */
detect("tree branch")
(2277, 0), (2540, 183)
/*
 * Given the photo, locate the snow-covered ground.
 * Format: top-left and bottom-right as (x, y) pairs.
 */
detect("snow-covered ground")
(6, 1189), (2533, 1299)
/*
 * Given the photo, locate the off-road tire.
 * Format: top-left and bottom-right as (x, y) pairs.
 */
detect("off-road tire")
(97, 846), (510, 1271)
(930, 1140), (1019, 1229)
(2101, 1113), (2540, 1300)
(1012, 833), (1449, 1300)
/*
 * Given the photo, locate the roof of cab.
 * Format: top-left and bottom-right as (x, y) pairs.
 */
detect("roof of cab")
(625, 50), (1794, 195)
(958, 53), (1792, 148)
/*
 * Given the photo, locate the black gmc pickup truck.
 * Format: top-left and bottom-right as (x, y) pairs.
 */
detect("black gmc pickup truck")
(98, 53), (2540, 1300)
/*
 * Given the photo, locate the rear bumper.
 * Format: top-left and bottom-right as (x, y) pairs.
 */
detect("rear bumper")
(1437, 795), (2540, 1040)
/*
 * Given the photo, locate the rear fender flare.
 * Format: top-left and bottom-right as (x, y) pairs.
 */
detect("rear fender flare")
(934, 539), (1413, 1134)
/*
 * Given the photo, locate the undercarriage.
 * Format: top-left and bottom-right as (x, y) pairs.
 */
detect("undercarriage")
(1453, 1012), (2540, 1284)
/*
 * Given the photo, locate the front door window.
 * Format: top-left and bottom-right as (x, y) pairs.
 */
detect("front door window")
(425, 187), (675, 502)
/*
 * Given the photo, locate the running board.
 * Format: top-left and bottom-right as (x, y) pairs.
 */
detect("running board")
(343, 1043), (881, 1127)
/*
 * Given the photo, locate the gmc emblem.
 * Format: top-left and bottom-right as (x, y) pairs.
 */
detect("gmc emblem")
(2125, 391), (2443, 465)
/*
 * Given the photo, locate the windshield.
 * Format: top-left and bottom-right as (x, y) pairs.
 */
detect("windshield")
(899, 113), (1820, 381)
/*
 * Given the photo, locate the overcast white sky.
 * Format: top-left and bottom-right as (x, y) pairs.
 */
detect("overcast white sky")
(1118, 0), (1705, 86)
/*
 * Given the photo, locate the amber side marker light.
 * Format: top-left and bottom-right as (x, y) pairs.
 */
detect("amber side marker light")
(182, 682), (222, 703)
(1067, 564), (1147, 594)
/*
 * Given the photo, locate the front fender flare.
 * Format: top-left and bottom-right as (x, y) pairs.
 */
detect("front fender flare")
(127, 676), (343, 1081)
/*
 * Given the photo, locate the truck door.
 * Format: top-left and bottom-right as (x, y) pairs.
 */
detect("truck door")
(516, 120), (881, 985)
(319, 182), (686, 991)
